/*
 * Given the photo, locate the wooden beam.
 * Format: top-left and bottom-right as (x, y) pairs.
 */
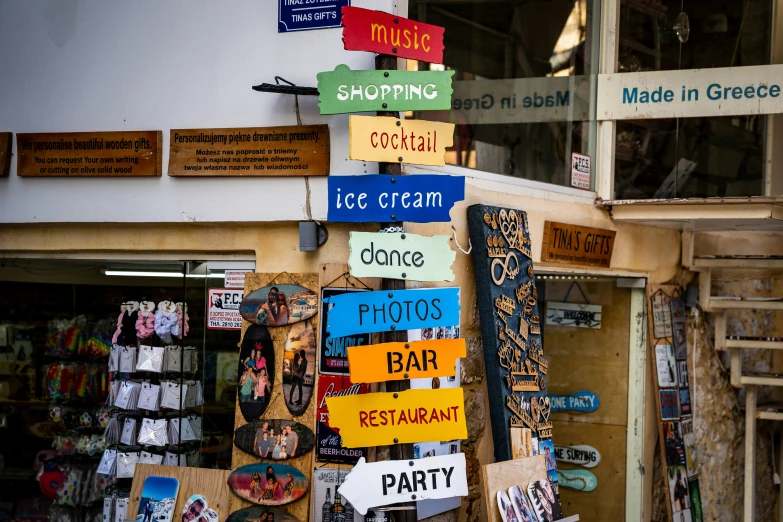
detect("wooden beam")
(727, 339), (783, 350)
(711, 300), (783, 311)
(715, 313), (727, 351)
(744, 385), (757, 521)
(731, 349), (742, 388)
(699, 269), (712, 312)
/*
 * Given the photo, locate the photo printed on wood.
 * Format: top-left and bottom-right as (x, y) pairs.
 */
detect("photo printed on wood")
(283, 321), (316, 416)
(227, 463), (308, 507)
(238, 325), (275, 422)
(240, 284), (318, 327)
(234, 419), (315, 461)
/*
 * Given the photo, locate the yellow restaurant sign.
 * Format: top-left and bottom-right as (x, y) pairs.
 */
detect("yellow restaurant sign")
(326, 387), (467, 448)
(347, 338), (466, 384)
(348, 115), (455, 167)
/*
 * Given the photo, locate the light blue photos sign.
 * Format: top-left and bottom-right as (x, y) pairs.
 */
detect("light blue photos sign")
(323, 287), (460, 338)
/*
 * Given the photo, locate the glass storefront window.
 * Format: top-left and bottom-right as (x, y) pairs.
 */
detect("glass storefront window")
(408, 0), (601, 189)
(614, 0), (773, 199)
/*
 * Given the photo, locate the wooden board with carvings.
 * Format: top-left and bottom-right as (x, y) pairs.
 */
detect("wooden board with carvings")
(128, 464), (231, 521)
(0, 132), (11, 177)
(231, 272), (319, 521)
(16, 131), (162, 176)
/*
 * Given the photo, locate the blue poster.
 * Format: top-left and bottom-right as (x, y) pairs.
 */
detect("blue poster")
(278, 0), (349, 33)
(324, 287), (460, 338)
(327, 174), (465, 223)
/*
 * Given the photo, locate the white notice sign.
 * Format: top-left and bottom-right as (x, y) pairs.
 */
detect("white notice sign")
(207, 288), (243, 330)
(338, 455), (468, 515)
(570, 153), (591, 190)
(597, 64), (783, 120)
(224, 270), (251, 289)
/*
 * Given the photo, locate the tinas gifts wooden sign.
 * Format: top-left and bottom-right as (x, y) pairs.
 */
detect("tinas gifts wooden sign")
(540, 221), (616, 268)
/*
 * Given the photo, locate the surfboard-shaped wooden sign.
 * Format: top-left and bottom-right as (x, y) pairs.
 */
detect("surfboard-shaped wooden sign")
(283, 321), (316, 416)
(239, 284), (318, 326)
(554, 444), (601, 468)
(234, 419), (315, 460)
(557, 469), (598, 492)
(227, 463), (308, 506)
(226, 506), (302, 522)
(237, 325), (275, 422)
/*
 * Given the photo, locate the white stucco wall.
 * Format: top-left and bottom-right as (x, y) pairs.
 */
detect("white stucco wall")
(0, 0), (395, 223)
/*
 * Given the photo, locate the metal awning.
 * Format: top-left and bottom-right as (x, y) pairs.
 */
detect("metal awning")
(595, 196), (783, 231)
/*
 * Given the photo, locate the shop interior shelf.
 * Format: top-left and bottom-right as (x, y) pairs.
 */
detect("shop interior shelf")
(740, 374), (783, 387)
(710, 300), (783, 311)
(756, 403), (783, 421)
(726, 339), (783, 350)
(694, 257), (783, 269)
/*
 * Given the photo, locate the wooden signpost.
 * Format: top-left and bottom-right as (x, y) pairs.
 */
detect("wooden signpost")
(16, 131), (162, 177)
(317, 65), (454, 114)
(0, 133), (11, 177)
(168, 125), (329, 177)
(326, 387), (467, 447)
(327, 174), (465, 223)
(348, 116), (454, 167)
(341, 6), (446, 63)
(348, 231), (456, 282)
(540, 221), (616, 268)
(337, 454), (468, 515)
(346, 338), (465, 383)
(554, 444), (601, 469)
(323, 287), (460, 338)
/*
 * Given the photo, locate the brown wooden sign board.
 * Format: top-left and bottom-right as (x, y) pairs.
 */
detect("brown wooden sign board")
(541, 221), (616, 268)
(0, 133), (11, 177)
(16, 131), (162, 177)
(168, 125), (329, 177)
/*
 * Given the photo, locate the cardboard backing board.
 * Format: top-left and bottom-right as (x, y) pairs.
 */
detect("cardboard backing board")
(128, 464), (231, 521)
(481, 456), (547, 522)
(647, 285), (702, 522)
(231, 272), (319, 522)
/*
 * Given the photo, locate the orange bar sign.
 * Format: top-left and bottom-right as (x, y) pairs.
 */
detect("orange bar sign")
(347, 338), (466, 384)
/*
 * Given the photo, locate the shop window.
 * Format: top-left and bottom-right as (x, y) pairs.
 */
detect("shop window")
(0, 260), (240, 521)
(613, 0), (773, 199)
(408, 0), (600, 189)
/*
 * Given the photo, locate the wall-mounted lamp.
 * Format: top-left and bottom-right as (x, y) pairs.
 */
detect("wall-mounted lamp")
(299, 222), (328, 252)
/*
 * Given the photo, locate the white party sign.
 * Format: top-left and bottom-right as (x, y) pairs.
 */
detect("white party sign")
(554, 444), (601, 468)
(338, 454), (468, 515)
(598, 64), (783, 120)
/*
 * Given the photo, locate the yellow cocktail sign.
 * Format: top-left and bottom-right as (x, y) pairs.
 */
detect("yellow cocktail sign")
(347, 338), (465, 384)
(348, 115), (455, 166)
(326, 387), (467, 448)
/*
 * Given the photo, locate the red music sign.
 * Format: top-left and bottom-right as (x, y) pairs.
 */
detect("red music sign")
(341, 6), (445, 64)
